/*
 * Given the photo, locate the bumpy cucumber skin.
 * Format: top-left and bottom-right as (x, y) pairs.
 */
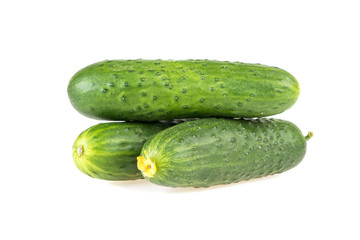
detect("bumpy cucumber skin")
(140, 118), (307, 188)
(72, 122), (174, 180)
(68, 60), (299, 121)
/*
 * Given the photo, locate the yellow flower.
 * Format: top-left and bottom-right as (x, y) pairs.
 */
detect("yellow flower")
(137, 150), (157, 177)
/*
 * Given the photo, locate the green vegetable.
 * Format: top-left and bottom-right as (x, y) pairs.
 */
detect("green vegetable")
(137, 118), (312, 188)
(68, 59), (299, 121)
(72, 122), (174, 180)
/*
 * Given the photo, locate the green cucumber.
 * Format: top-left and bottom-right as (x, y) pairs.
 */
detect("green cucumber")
(137, 118), (312, 188)
(72, 122), (174, 180)
(68, 59), (299, 121)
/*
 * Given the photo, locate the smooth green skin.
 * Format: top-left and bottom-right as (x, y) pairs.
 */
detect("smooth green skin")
(72, 122), (174, 180)
(140, 118), (307, 188)
(68, 59), (299, 121)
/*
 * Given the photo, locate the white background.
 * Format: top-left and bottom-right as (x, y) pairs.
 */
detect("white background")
(1, 0), (359, 239)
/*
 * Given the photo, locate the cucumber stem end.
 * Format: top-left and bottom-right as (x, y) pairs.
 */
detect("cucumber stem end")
(305, 132), (313, 141)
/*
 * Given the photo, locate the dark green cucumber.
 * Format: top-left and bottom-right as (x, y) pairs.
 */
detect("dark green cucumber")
(68, 59), (299, 121)
(137, 118), (312, 188)
(72, 122), (174, 180)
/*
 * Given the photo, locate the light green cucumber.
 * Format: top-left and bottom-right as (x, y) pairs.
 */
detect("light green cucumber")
(72, 122), (174, 180)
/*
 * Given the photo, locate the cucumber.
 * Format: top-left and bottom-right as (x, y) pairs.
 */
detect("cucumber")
(72, 122), (174, 180)
(68, 59), (299, 121)
(137, 118), (312, 188)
